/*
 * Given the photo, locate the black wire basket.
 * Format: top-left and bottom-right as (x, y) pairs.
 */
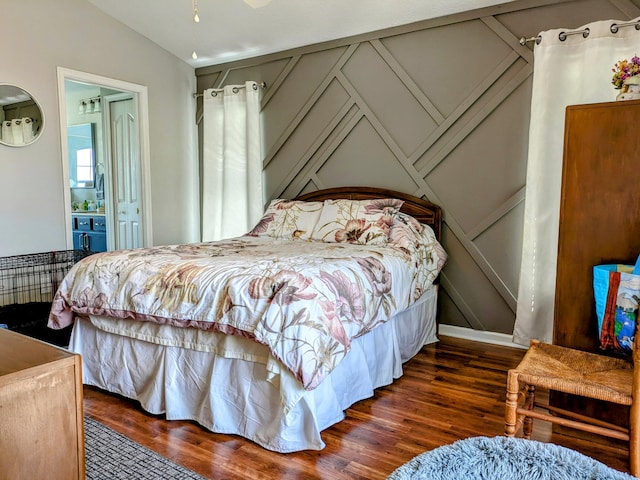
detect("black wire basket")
(0, 250), (96, 346)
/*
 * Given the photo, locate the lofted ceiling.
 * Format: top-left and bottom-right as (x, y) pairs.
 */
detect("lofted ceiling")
(88, 0), (516, 68)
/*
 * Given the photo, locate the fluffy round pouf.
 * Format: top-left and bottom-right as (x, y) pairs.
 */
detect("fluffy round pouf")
(387, 436), (633, 480)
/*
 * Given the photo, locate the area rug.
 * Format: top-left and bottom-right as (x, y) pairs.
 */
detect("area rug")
(387, 436), (634, 480)
(85, 416), (207, 480)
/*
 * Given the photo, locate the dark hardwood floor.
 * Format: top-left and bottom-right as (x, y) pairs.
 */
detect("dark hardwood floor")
(83, 335), (630, 479)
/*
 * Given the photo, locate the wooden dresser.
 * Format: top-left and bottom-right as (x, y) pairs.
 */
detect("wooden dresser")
(553, 99), (640, 428)
(0, 328), (85, 479)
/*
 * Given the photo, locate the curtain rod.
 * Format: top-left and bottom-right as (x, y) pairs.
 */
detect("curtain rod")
(193, 81), (266, 99)
(519, 19), (640, 45)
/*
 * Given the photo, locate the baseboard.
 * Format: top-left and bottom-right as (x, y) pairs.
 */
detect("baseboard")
(438, 324), (527, 350)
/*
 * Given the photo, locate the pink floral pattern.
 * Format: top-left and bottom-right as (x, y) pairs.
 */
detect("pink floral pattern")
(248, 270), (317, 305)
(311, 198), (403, 245)
(334, 219), (370, 243)
(356, 257), (392, 296)
(388, 212), (448, 301)
(49, 232), (445, 390)
(319, 270), (365, 323)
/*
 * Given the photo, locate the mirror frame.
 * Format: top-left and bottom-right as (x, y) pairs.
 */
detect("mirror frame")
(0, 83), (45, 147)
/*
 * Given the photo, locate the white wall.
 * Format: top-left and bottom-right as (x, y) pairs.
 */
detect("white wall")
(0, 0), (199, 256)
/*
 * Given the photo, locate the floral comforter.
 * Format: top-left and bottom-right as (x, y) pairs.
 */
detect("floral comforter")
(49, 235), (445, 390)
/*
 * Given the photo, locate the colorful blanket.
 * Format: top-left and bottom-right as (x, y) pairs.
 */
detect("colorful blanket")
(49, 235), (445, 390)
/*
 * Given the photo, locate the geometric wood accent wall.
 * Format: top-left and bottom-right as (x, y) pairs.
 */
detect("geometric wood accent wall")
(196, 0), (640, 337)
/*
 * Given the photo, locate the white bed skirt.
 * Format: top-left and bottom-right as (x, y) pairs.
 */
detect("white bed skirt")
(70, 285), (438, 452)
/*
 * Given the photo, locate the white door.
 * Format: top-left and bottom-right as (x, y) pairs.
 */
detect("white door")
(110, 97), (142, 249)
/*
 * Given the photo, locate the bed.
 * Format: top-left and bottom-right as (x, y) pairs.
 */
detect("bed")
(48, 186), (446, 453)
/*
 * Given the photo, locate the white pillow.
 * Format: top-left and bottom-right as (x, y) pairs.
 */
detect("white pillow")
(247, 199), (323, 240)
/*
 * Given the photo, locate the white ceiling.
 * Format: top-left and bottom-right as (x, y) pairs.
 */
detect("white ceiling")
(0, 84), (31, 106)
(88, 0), (516, 68)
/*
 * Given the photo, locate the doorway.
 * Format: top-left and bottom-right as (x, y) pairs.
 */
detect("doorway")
(56, 67), (152, 251)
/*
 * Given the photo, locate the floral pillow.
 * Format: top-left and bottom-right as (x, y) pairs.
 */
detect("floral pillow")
(388, 211), (426, 253)
(389, 212), (448, 274)
(310, 198), (404, 245)
(246, 199), (323, 240)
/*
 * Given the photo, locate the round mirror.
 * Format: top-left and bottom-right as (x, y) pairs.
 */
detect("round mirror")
(0, 84), (44, 147)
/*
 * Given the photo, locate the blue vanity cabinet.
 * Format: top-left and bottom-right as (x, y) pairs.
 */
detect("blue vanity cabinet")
(72, 231), (85, 251)
(90, 216), (107, 252)
(72, 214), (107, 252)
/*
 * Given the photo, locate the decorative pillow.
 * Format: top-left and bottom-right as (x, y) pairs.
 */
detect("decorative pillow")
(388, 211), (425, 253)
(310, 198), (404, 245)
(246, 199), (323, 240)
(389, 212), (448, 273)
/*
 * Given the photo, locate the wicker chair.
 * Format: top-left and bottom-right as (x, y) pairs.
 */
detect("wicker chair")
(505, 339), (640, 477)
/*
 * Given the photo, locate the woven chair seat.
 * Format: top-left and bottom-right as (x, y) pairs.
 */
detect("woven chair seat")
(514, 342), (633, 405)
(505, 339), (640, 477)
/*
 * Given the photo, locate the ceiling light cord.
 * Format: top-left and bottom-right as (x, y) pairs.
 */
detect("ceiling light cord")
(191, 0), (199, 60)
(192, 0), (200, 23)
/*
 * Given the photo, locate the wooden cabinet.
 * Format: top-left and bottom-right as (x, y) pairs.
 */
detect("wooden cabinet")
(554, 99), (640, 350)
(553, 99), (640, 428)
(72, 213), (107, 252)
(0, 328), (85, 479)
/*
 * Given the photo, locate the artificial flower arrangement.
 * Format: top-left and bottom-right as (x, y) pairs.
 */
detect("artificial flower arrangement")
(611, 55), (640, 89)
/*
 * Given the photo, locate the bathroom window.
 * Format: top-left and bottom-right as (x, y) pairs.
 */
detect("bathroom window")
(68, 123), (95, 188)
(76, 148), (93, 184)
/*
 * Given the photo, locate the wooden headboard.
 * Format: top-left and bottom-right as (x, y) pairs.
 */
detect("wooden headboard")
(296, 186), (442, 241)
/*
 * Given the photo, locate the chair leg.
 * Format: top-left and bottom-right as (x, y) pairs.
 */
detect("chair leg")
(523, 384), (535, 439)
(505, 370), (520, 436)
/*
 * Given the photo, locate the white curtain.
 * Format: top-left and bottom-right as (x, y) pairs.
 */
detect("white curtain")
(513, 18), (640, 345)
(202, 81), (263, 241)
